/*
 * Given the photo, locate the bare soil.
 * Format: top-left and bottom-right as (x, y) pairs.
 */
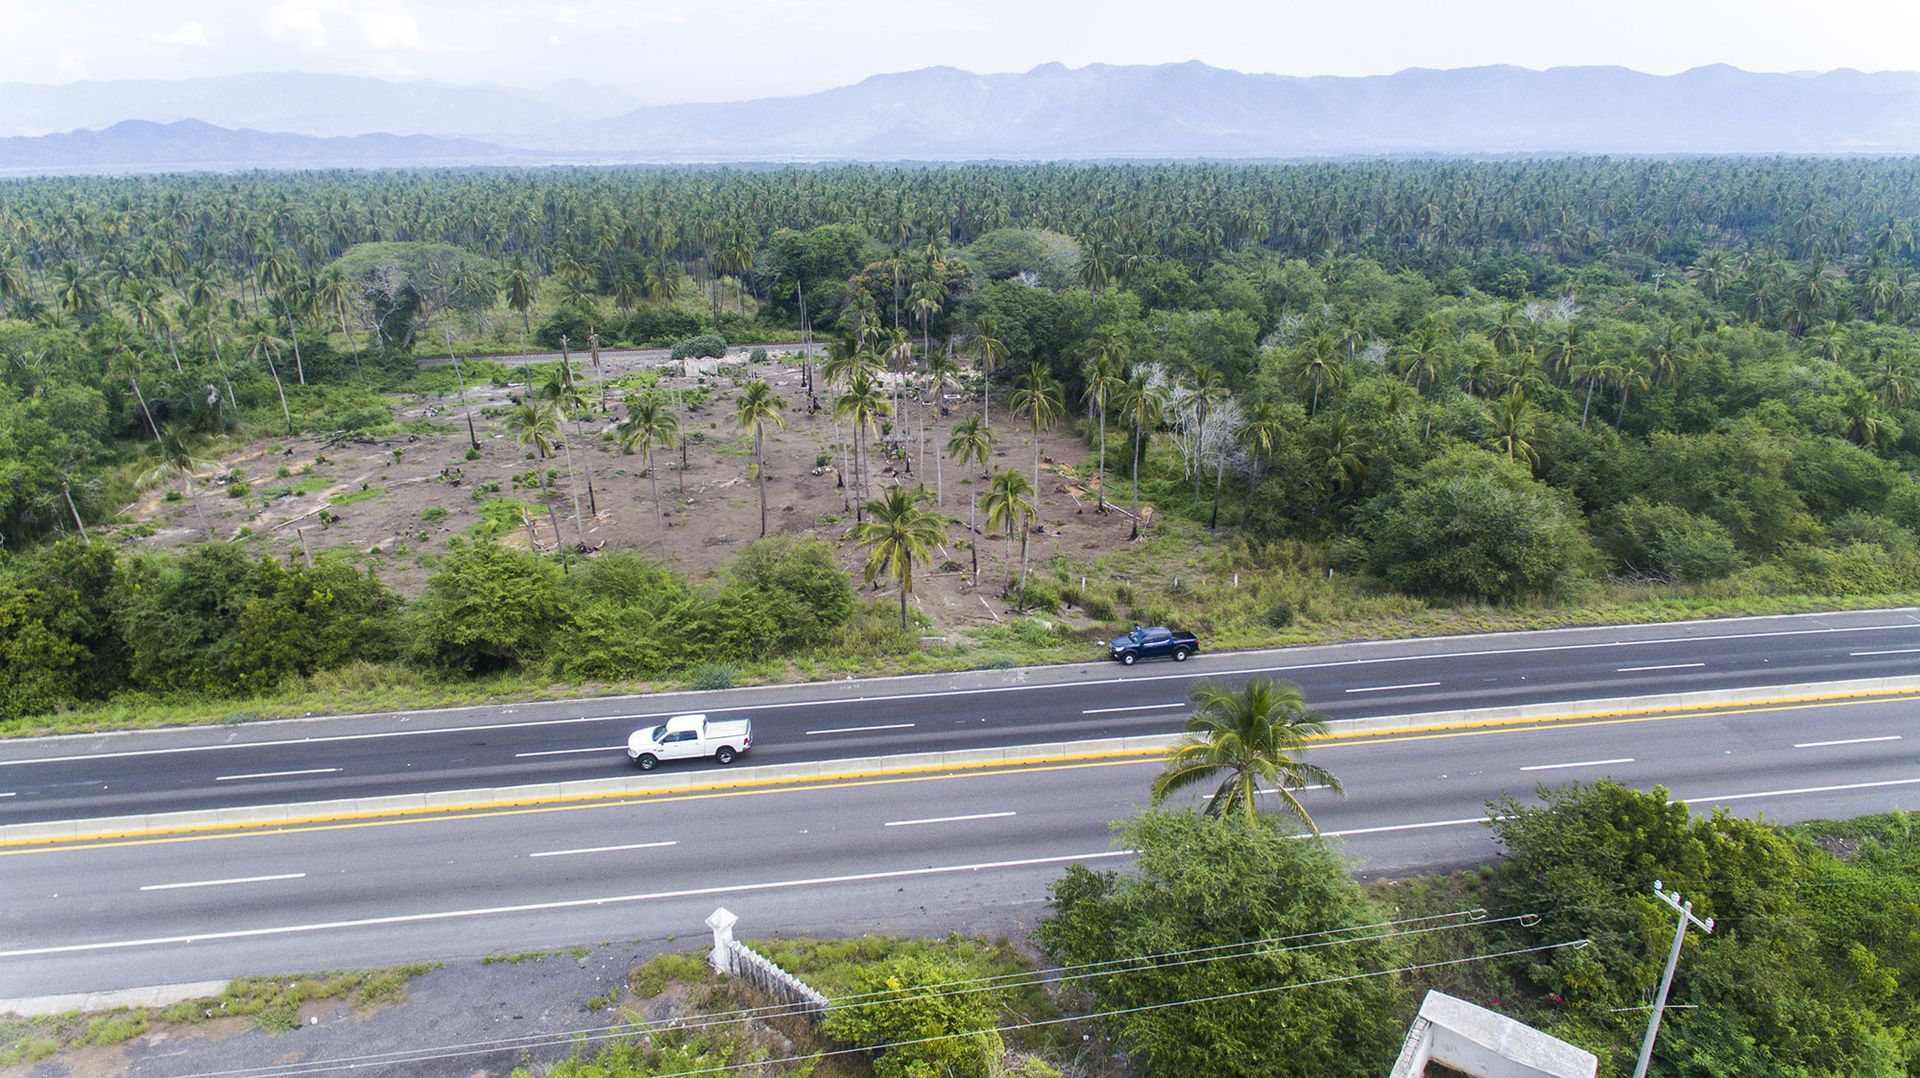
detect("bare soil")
(124, 348), (1146, 633)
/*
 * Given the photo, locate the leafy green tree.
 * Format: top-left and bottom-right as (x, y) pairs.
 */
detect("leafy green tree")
(0, 571), (83, 724)
(1358, 447), (1597, 603)
(412, 541), (567, 674)
(1036, 811), (1406, 1078)
(725, 535), (856, 653)
(1151, 677), (1342, 831)
(855, 483), (945, 628)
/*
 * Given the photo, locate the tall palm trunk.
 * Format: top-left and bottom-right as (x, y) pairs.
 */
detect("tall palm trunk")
(647, 446), (665, 541)
(183, 467), (215, 541)
(1209, 440), (1226, 530)
(1130, 427), (1144, 540)
(1581, 376), (1596, 429)
(1003, 518), (1015, 595)
(1030, 419), (1042, 524)
(263, 346), (293, 436)
(537, 469), (564, 549)
(754, 425), (768, 537)
(339, 305), (363, 379)
(284, 307), (306, 385)
(968, 491), (979, 585)
(62, 480), (89, 545)
(164, 332), (181, 372)
(1192, 414), (1206, 503)
(557, 435), (585, 541)
(129, 376), (161, 441)
(1095, 408), (1108, 512)
(1017, 525), (1032, 611)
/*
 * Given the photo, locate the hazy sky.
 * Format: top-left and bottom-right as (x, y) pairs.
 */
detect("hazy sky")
(6, 0), (1918, 101)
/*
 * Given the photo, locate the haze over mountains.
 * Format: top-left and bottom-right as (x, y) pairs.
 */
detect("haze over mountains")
(1, 61), (1917, 173)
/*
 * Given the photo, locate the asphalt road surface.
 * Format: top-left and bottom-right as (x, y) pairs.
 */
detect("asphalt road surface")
(5, 687), (1919, 997)
(3, 609), (1918, 824)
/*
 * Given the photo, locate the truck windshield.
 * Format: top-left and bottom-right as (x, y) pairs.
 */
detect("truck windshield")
(652, 727), (668, 742)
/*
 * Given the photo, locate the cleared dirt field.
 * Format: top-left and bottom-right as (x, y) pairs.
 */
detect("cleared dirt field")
(125, 348), (1147, 633)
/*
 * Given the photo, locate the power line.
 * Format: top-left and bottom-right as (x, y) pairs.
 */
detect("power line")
(178, 908), (1536, 1077)
(214, 938), (1590, 1078)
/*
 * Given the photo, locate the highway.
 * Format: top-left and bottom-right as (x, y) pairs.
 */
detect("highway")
(5, 687), (1920, 998)
(3, 609), (1918, 823)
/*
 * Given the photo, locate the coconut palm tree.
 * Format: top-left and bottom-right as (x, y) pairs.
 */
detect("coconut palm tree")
(735, 379), (786, 538)
(1486, 386), (1539, 471)
(947, 415), (994, 585)
(973, 328), (1008, 427)
(1184, 364), (1229, 505)
(1010, 362), (1063, 522)
(1294, 334), (1344, 415)
(923, 345), (961, 507)
(149, 426), (217, 542)
(538, 364), (598, 519)
(834, 369), (891, 522)
(983, 467), (1035, 608)
(1082, 347), (1126, 513)
(242, 319), (295, 437)
(1150, 677), (1343, 832)
(1116, 369), (1168, 539)
(1316, 415), (1369, 497)
(507, 401), (568, 548)
(618, 395), (679, 541)
(855, 483), (945, 629)
(504, 255), (538, 342)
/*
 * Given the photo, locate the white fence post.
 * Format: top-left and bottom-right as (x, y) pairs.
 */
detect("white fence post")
(705, 907), (738, 975)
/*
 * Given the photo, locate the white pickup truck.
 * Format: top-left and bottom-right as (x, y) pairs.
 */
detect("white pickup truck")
(627, 713), (753, 770)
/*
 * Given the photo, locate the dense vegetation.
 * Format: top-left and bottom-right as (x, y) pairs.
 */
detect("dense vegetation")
(1042, 793), (1920, 1077)
(5, 158), (1920, 721)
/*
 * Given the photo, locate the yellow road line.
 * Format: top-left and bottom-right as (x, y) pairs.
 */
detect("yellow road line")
(6, 685), (1916, 855)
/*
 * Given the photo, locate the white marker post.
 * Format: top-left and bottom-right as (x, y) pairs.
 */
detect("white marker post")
(705, 907), (739, 975)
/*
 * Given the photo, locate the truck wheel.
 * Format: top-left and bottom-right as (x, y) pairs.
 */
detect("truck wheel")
(1120, 651), (1136, 666)
(1173, 648), (1188, 662)
(715, 746), (737, 765)
(635, 754), (658, 771)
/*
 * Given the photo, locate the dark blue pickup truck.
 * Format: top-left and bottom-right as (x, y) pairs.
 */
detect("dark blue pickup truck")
(1107, 626), (1199, 665)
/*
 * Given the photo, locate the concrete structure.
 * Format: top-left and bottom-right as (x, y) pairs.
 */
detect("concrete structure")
(1391, 991), (1598, 1078)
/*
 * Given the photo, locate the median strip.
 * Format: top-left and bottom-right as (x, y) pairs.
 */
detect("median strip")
(7, 675), (1920, 848)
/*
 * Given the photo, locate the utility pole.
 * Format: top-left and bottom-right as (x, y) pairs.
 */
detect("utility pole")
(1632, 880), (1714, 1078)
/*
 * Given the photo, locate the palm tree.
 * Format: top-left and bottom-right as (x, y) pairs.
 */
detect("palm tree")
(319, 265), (363, 379)
(1149, 677), (1343, 832)
(507, 401), (568, 548)
(504, 255), (538, 342)
(983, 467), (1036, 608)
(1486, 386), (1539, 471)
(735, 379), (787, 538)
(242, 319), (295, 437)
(538, 364), (598, 520)
(1082, 347), (1126, 513)
(1295, 334), (1344, 415)
(973, 328), (1009, 427)
(855, 483), (946, 629)
(1239, 400), (1283, 490)
(834, 369), (891, 522)
(618, 395), (679, 541)
(947, 415), (994, 585)
(1184, 364), (1229, 505)
(923, 345), (961, 508)
(149, 426), (217, 542)
(1010, 362), (1063, 522)
(103, 332), (163, 442)
(1316, 415), (1369, 496)
(1116, 369), (1168, 539)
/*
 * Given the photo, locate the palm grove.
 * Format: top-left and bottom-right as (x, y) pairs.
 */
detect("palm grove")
(6, 158), (1920, 724)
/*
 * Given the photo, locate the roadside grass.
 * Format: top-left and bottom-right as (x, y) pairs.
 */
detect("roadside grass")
(0, 964), (440, 1067)
(7, 575), (1916, 739)
(328, 486), (386, 507)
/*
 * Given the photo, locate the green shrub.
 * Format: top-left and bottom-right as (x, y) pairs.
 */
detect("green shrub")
(820, 955), (1003, 1078)
(419, 506), (449, 524)
(225, 481), (248, 499)
(1601, 499), (1745, 582)
(690, 663), (736, 691)
(669, 333), (727, 361)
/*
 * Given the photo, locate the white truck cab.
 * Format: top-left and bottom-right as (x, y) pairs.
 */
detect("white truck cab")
(627, 713), (753, 770)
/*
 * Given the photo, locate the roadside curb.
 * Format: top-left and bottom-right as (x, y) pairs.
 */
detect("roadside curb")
(7, 675), (1919, 848)
(0, 979), (231, 1018)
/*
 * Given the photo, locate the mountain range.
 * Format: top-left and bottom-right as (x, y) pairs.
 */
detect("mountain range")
(1, 62), (1917, 174)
